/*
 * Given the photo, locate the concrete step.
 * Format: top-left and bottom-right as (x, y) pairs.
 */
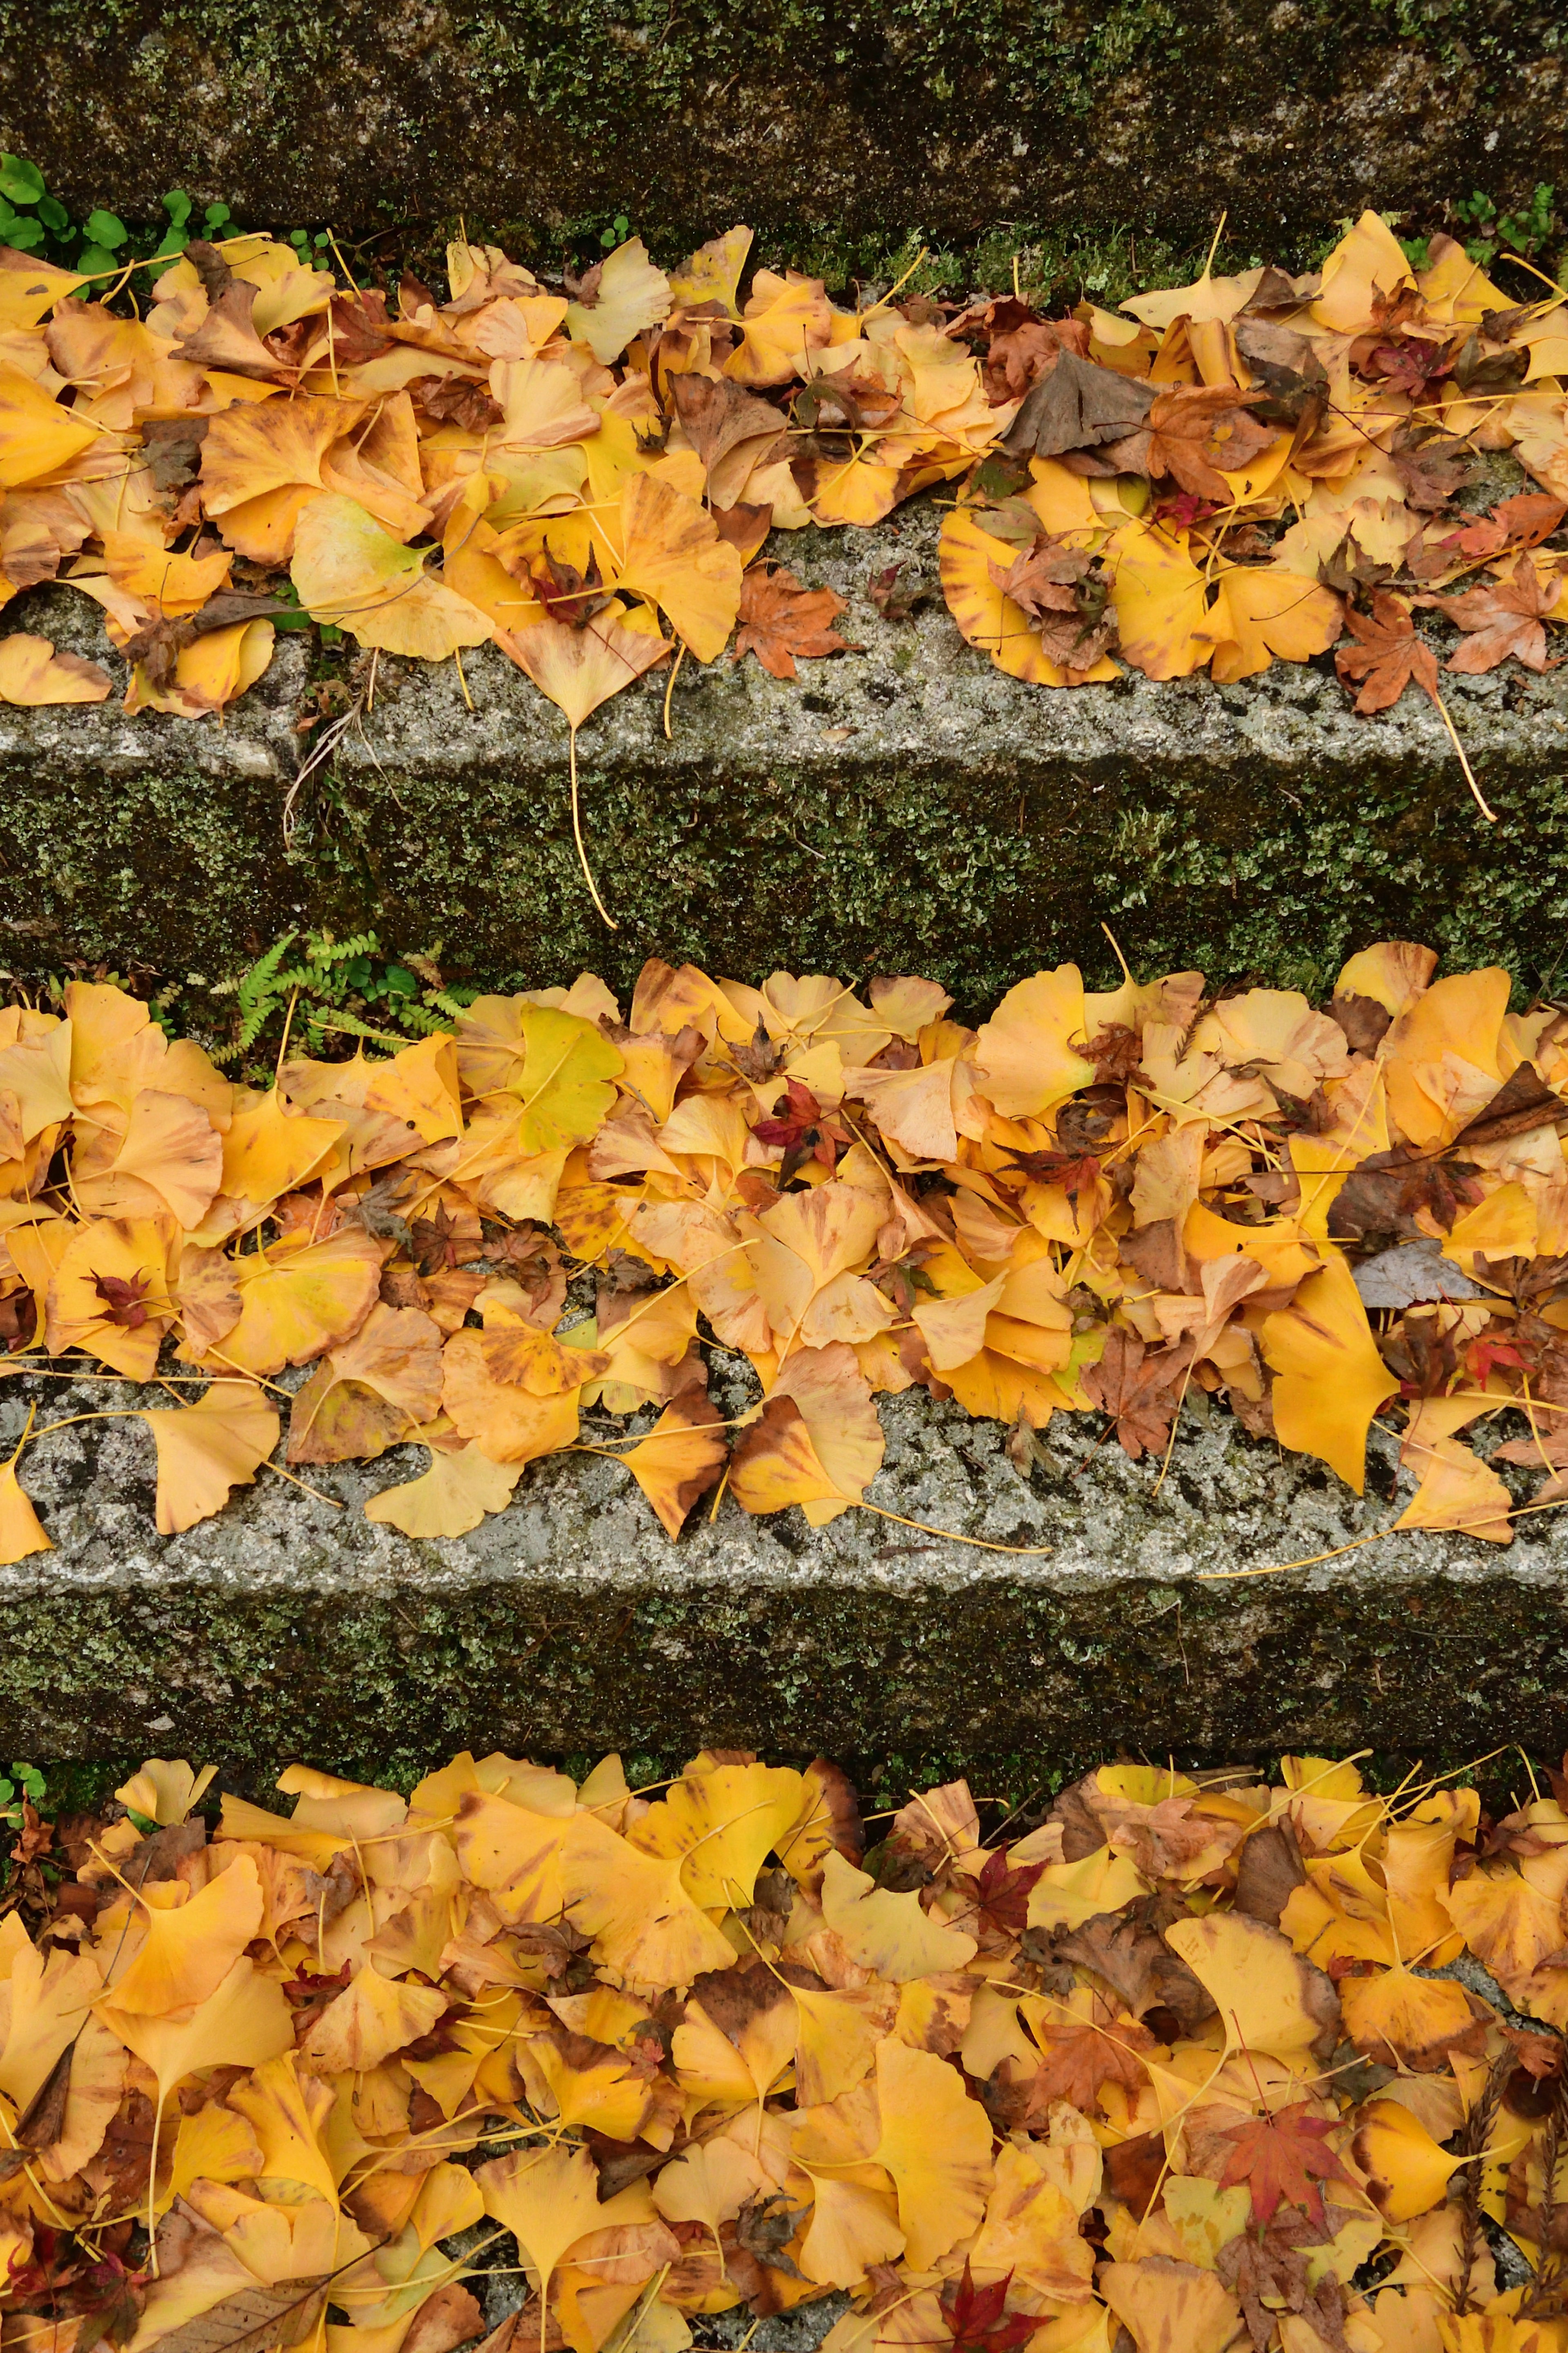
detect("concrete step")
(3, 499), (1566, 1021)
(2, 2), (1561, 264)
(1, 1355), (1560, 1780)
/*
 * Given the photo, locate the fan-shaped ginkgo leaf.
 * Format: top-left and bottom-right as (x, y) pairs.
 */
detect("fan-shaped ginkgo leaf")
(1209, 567), (1343, 683)
(292, 493), (492, 659)
(142, 1381), (281, 1534)
(0, 1460), (51, 1564)
(363, 1439), (522, 1539)
(0, 633), (111, 705)
(615, 475), (743, 663)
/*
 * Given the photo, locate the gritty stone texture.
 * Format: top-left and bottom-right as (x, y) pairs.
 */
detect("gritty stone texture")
(3, 1349), (1567, 1779)
(0, 0), (1561, 259)
(4, 493), (1568, 1017)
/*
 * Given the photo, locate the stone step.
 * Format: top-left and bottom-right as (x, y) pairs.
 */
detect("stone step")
(3, 500), (1566, 1019)
(0, 1357), (1560, 1780)
(2, 2), (1561, 263)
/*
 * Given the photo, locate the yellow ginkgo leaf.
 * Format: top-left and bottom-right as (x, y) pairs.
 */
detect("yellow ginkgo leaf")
(474, 2143), (605, 2315)
(974, 964), (1099, 1117)
(142, 1380), (281, 1534)
(103, 530), (233, 616)
(724, 270), (833, 386)
(820, 1847), (978, 1980)
(45, 1214), (178, 1380)
(1352, 2098), (1461, 2224)
(0, 361), (99, 486)
(615, 474), (743, 663)
(871, 2039), (993, 2270)
(1395, 1433), (1514, 1545)
(560, 1809), (738, 1990)
(102, 1088), (224, 1228)
(98, 1953), (295, 2111)
(566, 237), (672, 365)
(727, 1392), (844, 1518)
(117, 1758), (218, 1825)
(127, 619), (276, 719)
(617, 1389), (729, 1537)
(1209, 566), (1343, 683)
(296, 1968), (446, 2076)
(212, 1228), (385, 1378)
(652, 2141), (770, 2252)
(1163, 1911), (1340, 2060)
(629, 1757), (804, 1909)
(669, 225), (754, 320)
(441, 1336), (583, 1463)
(1312, 209), (1417, 334)
(1261, 1251), (1399, 1492)
(1106, 519), (1228, 680)
(200, 394), (365, 563)
(287, 1301), (443, 1465)
(0, 1458), (51, 1564)
(501, 598), (669, 731)
(0, 633), (111, 705)
(292, 493), (493, 659)
(363, 1439), (521, 1539)
(105, 1852), (265, 2014)
(1099, 2259), (1245, 2353)
(0, 249), (86, 332)
(220, 1089), (344, 1205)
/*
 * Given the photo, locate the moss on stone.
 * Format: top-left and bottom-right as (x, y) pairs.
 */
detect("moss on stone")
(0, 0), (1560, 262)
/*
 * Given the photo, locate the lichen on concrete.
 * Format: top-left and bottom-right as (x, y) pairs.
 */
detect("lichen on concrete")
(4, 497), (1568, 1018)
(2, 1345), (1565, 1780)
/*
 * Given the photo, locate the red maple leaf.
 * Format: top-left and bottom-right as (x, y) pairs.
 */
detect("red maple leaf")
(91, 1271), (151, 1329)
(751, 1079), (851, 1178)
(940, 2263), (1046, 2353)
(1468, 1335), (1525, 1383)
(960, 1848), (1045, 1938)
(1215, 2102), (1353, 2230)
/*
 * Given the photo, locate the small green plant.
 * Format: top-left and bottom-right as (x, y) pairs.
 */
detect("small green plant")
(0, 1764), (47, 1829)
(0, 158), (237, 283)
(599, 211), (631, 250)
(210, 929), (479, 1073)
(1452, 181), (1558, 265)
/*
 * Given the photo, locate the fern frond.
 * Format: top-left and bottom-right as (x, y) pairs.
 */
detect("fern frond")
(234, 931), (298, 1011)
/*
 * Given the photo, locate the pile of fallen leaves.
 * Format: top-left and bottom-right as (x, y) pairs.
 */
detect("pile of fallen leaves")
(0, 210), (1565, 868)
(4, 938), (1568, 1557)
(3, 1744), (1568, 2353)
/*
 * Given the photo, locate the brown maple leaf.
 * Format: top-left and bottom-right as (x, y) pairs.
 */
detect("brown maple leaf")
(987, 542), (1117, 673)
(1105, 384), (1276, 502)
(1080, 1329), (1192, 1461)
(1021, 2013), (1153, 2114)
(407, 372), (503, 431)
(733, 563), (856, 680)
(956, 1847), (1045, 1941)
(1054, 1894), (1218, 2035)
(1430, 554), (1564, 675)
(1326, 1144), (1483, 1248)
(1218, 2215), (1352, 2353)
(1334, 591), (1440, 714)
(752, 1077), (852, 1178)
(1391, 426), (1474, 513)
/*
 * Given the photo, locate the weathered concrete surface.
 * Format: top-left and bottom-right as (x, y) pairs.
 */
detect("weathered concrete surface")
(0, 0), (1562, 261)
(2, 1352), (1566, 1781)
(4, 494), (1568, 1019)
